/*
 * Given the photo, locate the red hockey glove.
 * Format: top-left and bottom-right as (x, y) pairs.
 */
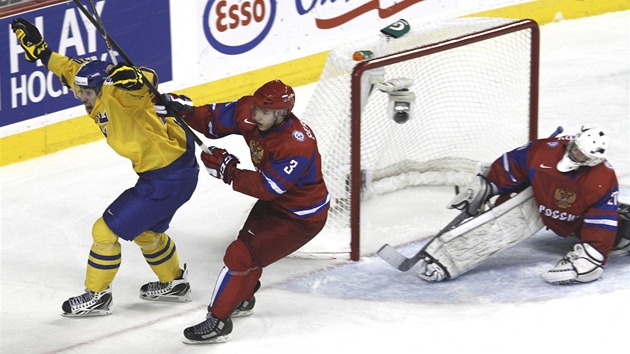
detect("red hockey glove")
(154, 93), (193, 118)
(201, 147), (239, 185)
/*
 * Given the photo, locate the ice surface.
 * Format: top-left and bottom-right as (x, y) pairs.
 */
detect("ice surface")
(1, 11), (628, 354)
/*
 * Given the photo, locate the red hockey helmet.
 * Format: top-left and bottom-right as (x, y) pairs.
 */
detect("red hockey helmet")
(253, 80), (295, 114)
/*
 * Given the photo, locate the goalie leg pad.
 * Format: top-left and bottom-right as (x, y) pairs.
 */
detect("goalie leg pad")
(541, 243), (604, 285)
(421, 187), (542, 281)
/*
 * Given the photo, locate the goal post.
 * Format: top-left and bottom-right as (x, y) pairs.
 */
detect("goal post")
(299, 17), (540, 261)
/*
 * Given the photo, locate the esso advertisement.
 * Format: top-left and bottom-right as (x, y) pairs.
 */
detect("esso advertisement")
(195, 0), (521, 83)
(204, 0), (275, 55)
(0, 0), (172, 128)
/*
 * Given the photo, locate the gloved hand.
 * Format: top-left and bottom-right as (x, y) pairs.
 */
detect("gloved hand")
(447, 174), (497, 216)
(200, 147), (239, 185)
(154, 93), (193, 117)
(109, 64), (144, 90)
(11, 18), (50, 62)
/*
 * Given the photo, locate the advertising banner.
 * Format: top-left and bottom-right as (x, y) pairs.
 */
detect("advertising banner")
(0, 0), (171, 128)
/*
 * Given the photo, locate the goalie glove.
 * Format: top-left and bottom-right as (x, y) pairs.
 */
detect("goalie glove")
(154, 93), (193, 117)
(448, 174), (497, 216)
(109, 64), (144, 91)
(11, 18), (51, 62)
(200, 147), (239, 185)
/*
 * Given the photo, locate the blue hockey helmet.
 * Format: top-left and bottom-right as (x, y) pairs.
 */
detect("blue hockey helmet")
(73, 60), (112, 97)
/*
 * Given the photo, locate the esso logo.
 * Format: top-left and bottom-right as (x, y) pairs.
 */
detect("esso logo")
(204, 0), (276, 55)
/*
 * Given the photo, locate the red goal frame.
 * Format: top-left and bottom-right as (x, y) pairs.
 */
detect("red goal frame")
(348, 19), (540, 261)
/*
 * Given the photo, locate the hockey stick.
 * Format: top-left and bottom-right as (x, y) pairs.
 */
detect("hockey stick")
(377, 126), (564, 271)
(88, 0), (117, 64)
(71, 0), (211, 154)
(377, 209), (469, 271)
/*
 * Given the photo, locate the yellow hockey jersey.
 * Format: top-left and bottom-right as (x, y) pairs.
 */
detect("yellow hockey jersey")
(47, 52), (190, 173)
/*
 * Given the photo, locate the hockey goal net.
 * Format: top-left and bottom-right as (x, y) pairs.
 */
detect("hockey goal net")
(298, 17), (539, 260)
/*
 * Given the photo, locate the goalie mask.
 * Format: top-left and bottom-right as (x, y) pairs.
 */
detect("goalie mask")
(557, 125), (609, 172)
(73, 60), (113, 98)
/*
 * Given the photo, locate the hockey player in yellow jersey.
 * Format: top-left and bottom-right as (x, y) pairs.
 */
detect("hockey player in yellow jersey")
(12, 18), (199, 316)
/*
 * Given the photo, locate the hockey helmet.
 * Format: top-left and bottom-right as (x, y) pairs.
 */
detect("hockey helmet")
(252, 80), (295, 115)
(557, 125), (609, 172)
(73, 60), (112, 98)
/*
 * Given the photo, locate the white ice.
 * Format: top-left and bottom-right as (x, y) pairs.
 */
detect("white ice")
(1, 11), (629, 354)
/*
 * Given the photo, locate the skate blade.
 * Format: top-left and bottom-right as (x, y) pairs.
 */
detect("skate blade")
(182, 334), (232, 345)
(231, 309), (253, 318)
(139, 294), (192, 302)
(61, 309), (112, 317)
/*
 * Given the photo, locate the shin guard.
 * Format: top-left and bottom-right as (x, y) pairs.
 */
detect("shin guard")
(85, 218), (121, 292)
(135, 231), (182, 282)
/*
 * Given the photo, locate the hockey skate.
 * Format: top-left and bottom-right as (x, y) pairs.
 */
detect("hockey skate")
(415, 258), (447, 282)
(609, 203), (630, 257)
(61, 287), (113, 317)
(182, 313), (233, 344)
(231, 280), (259, 318)
(609, 238), (630, 257)
(139, 264), (191, 302)
(231, 296), (255, 318)
(541, 243), (604, 285)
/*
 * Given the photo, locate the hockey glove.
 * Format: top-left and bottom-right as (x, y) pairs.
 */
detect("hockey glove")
(448, 174), (497, 216)
(201, 147), (239, 185)
(11, 18), (50, 62)
(154, 93), (193, 117)
(109, 64), (144, 91)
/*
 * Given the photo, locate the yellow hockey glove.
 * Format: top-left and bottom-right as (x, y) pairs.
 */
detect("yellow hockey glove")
(11, 18), (50, 62)
(109, 64), (144, 91)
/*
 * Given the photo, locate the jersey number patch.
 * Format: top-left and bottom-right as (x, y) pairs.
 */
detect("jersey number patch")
(284, 160), (298, 174)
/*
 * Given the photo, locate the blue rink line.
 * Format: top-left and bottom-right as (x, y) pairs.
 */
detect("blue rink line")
(279, 233), (630, 303)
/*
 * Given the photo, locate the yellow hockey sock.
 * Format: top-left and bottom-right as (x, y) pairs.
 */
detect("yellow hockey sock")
(85, 218), (121, 292)
(134, 231), (182, 282)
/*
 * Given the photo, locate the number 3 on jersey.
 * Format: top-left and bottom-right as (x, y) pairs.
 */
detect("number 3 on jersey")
(284, 160), (298, 174)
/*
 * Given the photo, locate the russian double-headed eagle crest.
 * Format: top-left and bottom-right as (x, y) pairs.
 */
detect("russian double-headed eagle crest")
(250, 140), (264, 164)
(553, 187), (577, 209)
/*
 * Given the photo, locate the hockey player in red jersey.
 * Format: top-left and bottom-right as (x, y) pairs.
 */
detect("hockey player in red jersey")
(448, 125), (627, 284)
(156, 80), (330, 344)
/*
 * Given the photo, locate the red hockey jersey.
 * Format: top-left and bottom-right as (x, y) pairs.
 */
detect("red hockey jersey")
(487, 136), (619, 257)
(183, 96), (330, 222)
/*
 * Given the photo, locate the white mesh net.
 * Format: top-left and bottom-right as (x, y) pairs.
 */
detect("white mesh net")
(297, 17), (537, 258)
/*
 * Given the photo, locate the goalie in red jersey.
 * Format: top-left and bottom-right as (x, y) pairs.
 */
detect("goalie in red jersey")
(156, 80), (330, 344)
(439, 125), (628, 284)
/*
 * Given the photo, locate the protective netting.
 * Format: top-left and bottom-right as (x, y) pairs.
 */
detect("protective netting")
(298, 17), (537, 258)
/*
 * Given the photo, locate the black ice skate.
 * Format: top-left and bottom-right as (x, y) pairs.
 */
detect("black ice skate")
(139, 264), (191, 302)
(231, 280), (259, 318)
(61, 287), (113, 317)
(182, 313), (233, 344)
(231, 296), (256, 318)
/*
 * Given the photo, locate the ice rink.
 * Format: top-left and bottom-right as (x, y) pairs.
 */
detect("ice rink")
(1, 11), (629, 354)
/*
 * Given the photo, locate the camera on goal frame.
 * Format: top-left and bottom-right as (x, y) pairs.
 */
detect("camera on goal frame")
(387, 89), (416, 124)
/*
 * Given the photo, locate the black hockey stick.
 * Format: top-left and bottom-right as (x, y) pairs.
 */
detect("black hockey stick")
(88, 0), (117, 64)
(71, 0), (211, 154)
(377, 209), (469, 271)
(377, 126), (564, 271)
